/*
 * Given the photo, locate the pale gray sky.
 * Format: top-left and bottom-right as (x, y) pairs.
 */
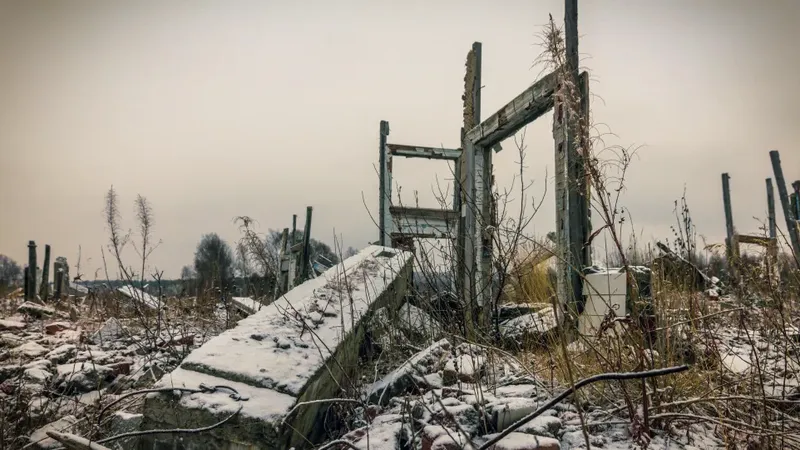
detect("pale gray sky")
(1, 0), (798, 278)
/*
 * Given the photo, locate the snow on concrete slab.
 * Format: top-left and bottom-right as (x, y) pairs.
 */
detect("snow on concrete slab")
(180, 245), (412, 397)
(230, 296), (264, 315)
(148, 366), (295, 423)
(69, 283), (89, 296)
(117, 285), (160, 310)
(481, 432), (560, 450)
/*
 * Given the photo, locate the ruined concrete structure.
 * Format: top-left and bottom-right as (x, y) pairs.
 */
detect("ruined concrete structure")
(378, 32), (592, 327)
(140, 246), (412, 449)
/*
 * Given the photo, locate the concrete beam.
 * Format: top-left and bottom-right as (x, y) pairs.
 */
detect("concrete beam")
(466, 71), (557, 149)
(387, 143), (461, 161)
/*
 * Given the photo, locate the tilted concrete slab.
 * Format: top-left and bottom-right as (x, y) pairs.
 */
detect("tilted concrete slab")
(230, 296), (265, 316)
(141, 245), (413, 449)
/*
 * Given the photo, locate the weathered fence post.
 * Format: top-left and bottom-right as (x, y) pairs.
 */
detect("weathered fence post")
(791, 180), (800, 221)
(27, 241), (37, 301)
(300, 207), (313, 282)
(40, 244), (51, 300)
(766, 178), (776, 239)
(769, 150), (800, 261)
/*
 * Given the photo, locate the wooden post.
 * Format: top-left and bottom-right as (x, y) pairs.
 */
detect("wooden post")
(766, 178), (776, 239)
(721, 173), (735, 262)
(769, 150), (800, 260)
(27, 241), (37, 301)
(791, 181), (800, 221)
(40, 244), (51, 300)
(300, 206), (313, 282)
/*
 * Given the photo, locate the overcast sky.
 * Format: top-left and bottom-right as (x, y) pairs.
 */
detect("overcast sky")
(1, 0), (798, 279)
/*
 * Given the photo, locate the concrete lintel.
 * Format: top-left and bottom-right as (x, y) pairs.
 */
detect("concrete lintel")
(466, 71), (559, 148)
(387, 143), (462, 161)
(735, 234), (776, 247)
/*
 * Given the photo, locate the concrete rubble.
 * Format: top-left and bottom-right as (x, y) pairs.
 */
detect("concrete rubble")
(1, 250), (797, 450)
(140, 245), (414, 449)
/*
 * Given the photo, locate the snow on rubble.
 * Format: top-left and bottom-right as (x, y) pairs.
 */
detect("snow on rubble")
(326, 336), (734, 450)
(0, 290), (215, 449)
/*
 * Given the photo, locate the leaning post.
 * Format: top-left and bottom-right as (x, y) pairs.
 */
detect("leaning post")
(766, 178), (776, 239)
(40, 244), (51, 300)
(27, 241), (37, 301)
(769, 150), (800, 260)
(721, 174), (735, 265)
(300, 206), (313, 282)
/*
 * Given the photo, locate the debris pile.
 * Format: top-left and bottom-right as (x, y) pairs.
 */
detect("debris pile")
(0, 295), (217, 449)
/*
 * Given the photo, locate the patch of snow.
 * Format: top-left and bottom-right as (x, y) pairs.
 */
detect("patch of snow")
(29, 415), (79, 449)
(482, 432), (560, 450)
(12, 341), (48, 358)
(150, 366), (295, 422)
(0, 319), (25, 331)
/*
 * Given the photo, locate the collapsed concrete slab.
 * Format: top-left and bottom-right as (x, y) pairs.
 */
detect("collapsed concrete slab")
(140, 245), (413, 449)
(117, 285), (161, 310)
(230, 296), (265, 316)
